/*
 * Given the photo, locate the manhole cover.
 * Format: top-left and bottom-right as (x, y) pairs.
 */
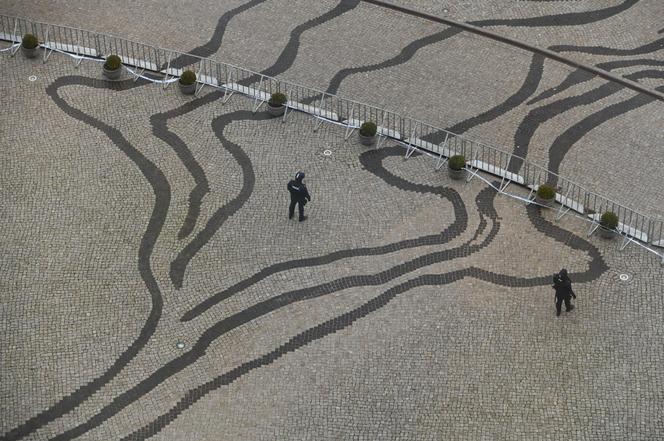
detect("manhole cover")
(619, 274), (630, 281)
(323, 149), (332, 156)
(176, 342), (185, 349)
(28, 75), (37, 82)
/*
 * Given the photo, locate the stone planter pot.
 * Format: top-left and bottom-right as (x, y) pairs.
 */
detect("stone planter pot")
(535, 194), (555, 207)
(179, 81), (196, 95)
(102, 66), (122, 80)
(599, 226), (617, 239)
(448, 168), (466, 181)
(267, 103), (286, 117)
(358, 133), (376, 146)
(21, 46), (38, 59)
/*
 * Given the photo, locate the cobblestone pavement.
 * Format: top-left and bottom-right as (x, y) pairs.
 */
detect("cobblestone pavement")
(2, 46), (664, 441)
(1, 0), (663, 221)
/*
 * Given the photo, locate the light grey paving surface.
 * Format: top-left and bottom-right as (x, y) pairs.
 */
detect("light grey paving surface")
(2, 48), (664, 441)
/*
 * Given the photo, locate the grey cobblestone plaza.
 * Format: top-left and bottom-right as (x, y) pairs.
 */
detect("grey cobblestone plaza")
(1, 1), (663, 440)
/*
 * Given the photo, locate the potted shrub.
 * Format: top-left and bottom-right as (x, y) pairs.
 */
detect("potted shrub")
(358, 121), (377, 146)
(599, 211), (618, 239)
(179, 70), (196, 95)
(535, 184), (556, 207)
(102, 55), (122, 80)
(267, 92), (287, 116)
(21, 33), (39, 58)
(448, 155), (466, 180)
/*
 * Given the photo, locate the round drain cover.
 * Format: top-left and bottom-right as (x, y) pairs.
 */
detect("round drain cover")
(176, 342), (185, 349)
(28, 75), (37, 82)
(619, 274), (630, 281)
(323, 149), (332, 156)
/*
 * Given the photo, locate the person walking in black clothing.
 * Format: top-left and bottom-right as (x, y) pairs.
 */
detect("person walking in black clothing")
(552, 268), (576, 317)
(287, 171), (311, 222)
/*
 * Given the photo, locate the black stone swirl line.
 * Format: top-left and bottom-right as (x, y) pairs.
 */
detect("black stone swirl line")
(509, 69), (664, 174)
(255, 0), (360, 80)
(469, 0), (639, 27)
(169, 0), (270, 69)
(1, 77), (169, 441)
(181, 146), (466, 321)
(50, 174), (488, 441)
(169, 109), (263, 289)
(528, 58), (664, 105)
(363, 0), (639, 28)
(300, 27), (462, 105)
(158, 0), (360, 241)
(122, 187), (608, 440)
(547, 82), (664, 180)
(550, 37), (664, 57)
(419, 53), (546, 146)
(150, 92), (222, 240)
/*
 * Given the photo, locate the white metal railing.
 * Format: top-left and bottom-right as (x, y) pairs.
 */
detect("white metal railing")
(1, 14), (662, 263)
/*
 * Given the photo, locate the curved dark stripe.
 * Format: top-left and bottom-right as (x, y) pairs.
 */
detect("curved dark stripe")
(169, 110), (263, 288)
(470, 0), (639, 27)
(420, 53), (546, 146)
(527, 59), (664, 105)
(164, 0), (360, 242)
(360, 0), (663, 102)
(124, 191), (608, 440)
(321, 27), (461, 98)
(550, 37), (664, 56)
(170, 0), (270, 69)
(2, 77), (170, 441)
(149, 92), (223, 239)
(259, 0), (360, 79)
(548, 82), (664, 180)
(363, 0), (639, 28)
(181, 146), (464, 321)
(509, 69), (662, 173)
(48, 147), (473, 441)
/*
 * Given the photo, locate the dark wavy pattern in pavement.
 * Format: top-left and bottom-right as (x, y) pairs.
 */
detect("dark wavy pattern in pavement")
(123, 178), (609, 440)
(548, 82), (664, 180)
(170, 0), (270, 69)
(181, 147), (464, 321)
(1, 77), (170, 441)
(169, 108), (263, 289)
(469, 0), (639, 27)
(528, 59), (664, 105)
(510, 69), (664, 174)
(419, 53), (546, 148)
(550, 37), (664, 56)
(163, 0), (360, 250)
(150, 96), (215, 240)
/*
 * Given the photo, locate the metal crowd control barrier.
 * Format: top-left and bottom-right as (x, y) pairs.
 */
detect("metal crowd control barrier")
(1, 14), (662, 263)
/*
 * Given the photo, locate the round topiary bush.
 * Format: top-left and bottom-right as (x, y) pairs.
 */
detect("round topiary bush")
(600, 211), (618, 230)
(359, 122), (377, 137)
(269, 92), (287, 107)
(104, 55), (122, 71)
(21, 33), (38, 49)
(180, 70), (196, 85)
(448, 155), (466, 171)
(536, 184), (556, 200)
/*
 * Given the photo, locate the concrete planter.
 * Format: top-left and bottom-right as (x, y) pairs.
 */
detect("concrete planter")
(267, 103), (286, 117)
(448, 168), (466, 181)
(358, 133), (376, 146)
(535, 194), (555, 207)
(102, 65), (122, 80)
(21, 46), (38, 59)
(179, 81), (196, 95)
(599, 226), (618, 239)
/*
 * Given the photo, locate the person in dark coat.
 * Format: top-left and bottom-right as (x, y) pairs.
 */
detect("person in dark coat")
(552, 268), (576, 316)
(287, 171), (311, 222)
